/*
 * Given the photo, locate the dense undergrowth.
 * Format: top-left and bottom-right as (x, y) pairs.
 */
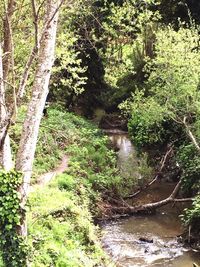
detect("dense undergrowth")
(1, 108), (121, 266)
(121, 25), (200, 247)
(28, 185), (106, 266)
(24, 107), (128, 266)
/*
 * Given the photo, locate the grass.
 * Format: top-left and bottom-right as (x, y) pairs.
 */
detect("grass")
(6, 106), (152, 266)
(25, 106), (120, 266)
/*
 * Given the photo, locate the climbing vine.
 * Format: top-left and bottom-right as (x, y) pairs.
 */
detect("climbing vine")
(0, 170), (28, 267)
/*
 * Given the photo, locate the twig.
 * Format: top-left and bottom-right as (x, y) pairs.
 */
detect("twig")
(0, 77), (15, 88)
(31, 0), (39, 52)
(36, 0), (46, 18)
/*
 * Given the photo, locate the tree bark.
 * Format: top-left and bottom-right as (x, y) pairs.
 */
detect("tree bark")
(0, 0), (15, 171)
(16, 0), (60, 236)
(2, 0), (15, 81)
(0, 45), (13, 171)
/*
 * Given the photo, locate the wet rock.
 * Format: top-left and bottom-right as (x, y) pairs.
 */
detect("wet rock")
(139, 237), (154, 243)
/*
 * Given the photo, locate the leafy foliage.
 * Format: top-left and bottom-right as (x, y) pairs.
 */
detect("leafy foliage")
(182, 194), (200, 239)
(50, 29), (87, 107)
(0, 171), (28, 267)
(177, 144), (200, 194)
(121, 24), (200, 146)
(102, 0), (159, 87)
(28, 185), (107, 267)
(4, 0), (200, 260)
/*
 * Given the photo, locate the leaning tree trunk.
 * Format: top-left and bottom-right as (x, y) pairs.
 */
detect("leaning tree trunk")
(15, 0), (60, 236)
(0, 45), (13, 171)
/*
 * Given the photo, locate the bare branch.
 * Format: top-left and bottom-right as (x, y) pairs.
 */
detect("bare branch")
(31, 0), (39, 53)
(36, 0), (46, 17)
(2, 0), (15, 80)
(17, 48), (37, 100)
(173, 198), (194, 202)
(0, 77), (15, 88)
(17, 0), (65, 100)
(170, 180), (182, 199)
(183, 116), (200, 152)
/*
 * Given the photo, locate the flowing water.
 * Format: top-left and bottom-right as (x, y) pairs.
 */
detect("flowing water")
(102, 131), (200, 267)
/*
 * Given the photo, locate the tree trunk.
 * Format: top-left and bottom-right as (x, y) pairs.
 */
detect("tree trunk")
(16, 0), (60, 236)
(0, 45), (13, 171)
(3, 0), (15, 81)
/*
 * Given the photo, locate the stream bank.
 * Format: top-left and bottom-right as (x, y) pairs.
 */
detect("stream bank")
(102, 131), (200, 267)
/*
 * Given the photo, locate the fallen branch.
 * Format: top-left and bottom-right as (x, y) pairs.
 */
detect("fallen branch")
(106, 180), (194, 217)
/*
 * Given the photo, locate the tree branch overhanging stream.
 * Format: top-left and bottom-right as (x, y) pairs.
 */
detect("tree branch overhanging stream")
(103, 180), (194, 219)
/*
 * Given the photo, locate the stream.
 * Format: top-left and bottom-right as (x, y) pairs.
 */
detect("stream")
(102, 131), (200, 267)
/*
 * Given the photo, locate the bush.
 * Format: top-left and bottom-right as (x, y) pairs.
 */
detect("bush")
(177, 144), (200, 195)
(182, 195), (200, 241)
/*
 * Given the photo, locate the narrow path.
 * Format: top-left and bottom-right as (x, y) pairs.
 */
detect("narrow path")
(30, 155), (69, 191)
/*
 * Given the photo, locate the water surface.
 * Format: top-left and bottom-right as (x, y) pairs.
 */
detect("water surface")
(102, 131), (200, 267)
